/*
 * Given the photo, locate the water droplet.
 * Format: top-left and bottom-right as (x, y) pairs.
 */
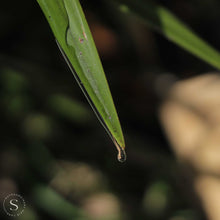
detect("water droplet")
(117, 147), (126, 163)
(113, 139), (126, 163)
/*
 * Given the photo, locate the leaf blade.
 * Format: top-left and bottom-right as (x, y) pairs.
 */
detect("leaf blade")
(36, 0), (126, 158)
(116, 0), (220, 69)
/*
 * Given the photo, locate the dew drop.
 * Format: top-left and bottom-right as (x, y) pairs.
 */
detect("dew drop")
(117, 147), (126, 163)
(113, 139), (126, 163)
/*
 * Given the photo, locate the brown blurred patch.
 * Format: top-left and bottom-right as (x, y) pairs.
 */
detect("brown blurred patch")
(160, 73), (220, 220)
(90, 21), (118, 58)
(50, 161), (106, 199)
(0, 178), (17, 202)
(82, 193), (121, 220)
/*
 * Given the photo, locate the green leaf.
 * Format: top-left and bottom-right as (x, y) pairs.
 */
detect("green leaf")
(36, 0), (126, 162)
(116, 0), (220, 69)
(32, 184), (87, 219)
(48, 94), (92, 124)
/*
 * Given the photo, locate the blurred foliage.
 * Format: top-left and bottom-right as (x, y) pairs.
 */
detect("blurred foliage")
(48, 94), (92, 124)
(116, 0), (220, 69)
(1, 0), (219, 219)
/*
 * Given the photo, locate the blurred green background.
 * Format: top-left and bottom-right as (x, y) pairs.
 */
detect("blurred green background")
(1, 0), (220, 219)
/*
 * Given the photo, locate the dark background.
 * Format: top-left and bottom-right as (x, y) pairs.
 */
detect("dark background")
(1, 0), (220, 219)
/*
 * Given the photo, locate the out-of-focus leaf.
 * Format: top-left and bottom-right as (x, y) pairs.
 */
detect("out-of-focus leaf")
(116, 0), (220, 69)
(48, 94), (91, 124)
(32, 184), (87, 219)
(36, 0), (126, 162)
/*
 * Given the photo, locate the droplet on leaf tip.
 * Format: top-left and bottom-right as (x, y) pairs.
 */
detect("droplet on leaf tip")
(113, 139), (126, 163)
(117, 148), (126, 163)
